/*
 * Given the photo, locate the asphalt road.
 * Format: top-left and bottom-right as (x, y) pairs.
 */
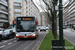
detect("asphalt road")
(0, 31), (48, 50)
(57, 29), (75, 46)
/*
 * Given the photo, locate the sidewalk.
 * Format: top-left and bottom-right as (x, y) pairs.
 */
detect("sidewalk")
(66, 28), (75, 32)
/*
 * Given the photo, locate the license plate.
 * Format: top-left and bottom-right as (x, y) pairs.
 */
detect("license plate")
(24, 36), (27, 38)
(25, 34), (26, 36)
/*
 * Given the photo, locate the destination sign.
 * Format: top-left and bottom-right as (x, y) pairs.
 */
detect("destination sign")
(22, 18), (34, 20)
(17, 17), (34, 20)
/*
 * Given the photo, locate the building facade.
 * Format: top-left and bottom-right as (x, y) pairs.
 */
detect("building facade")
(41, 12), (49, 26)
(9, 0), (41, 25)
(9, 0), (22, 25)
(63, 0), (75, 27)
(0, 0), (9, 28)
(25, 0), (41, 25)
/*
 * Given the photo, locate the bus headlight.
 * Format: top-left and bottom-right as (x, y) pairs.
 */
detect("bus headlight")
(16, 34), (19, 36)
(32, 34), (36, 36)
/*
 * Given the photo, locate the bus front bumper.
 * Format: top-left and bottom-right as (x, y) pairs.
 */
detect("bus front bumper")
(16, 35), (37, 38)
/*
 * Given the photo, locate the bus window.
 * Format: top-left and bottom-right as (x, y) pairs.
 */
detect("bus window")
(17, 20), (35, 32)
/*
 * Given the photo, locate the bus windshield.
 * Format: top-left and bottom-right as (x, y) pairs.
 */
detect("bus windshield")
(17, 20), (35, 32)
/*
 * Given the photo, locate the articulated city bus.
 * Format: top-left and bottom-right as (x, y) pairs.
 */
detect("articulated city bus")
(15, 16), (39, 39)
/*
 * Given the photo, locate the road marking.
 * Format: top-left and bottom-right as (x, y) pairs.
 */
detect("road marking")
(32, 41), (40, 50)
(8, 42), (12, 45)
(14, 38), (16, 39)
(23, 41), (35, 50)
(9, 38), (16, 41)
(32, 33), (47, 50)
(0, 38), (16, 44)
(14, 40), (17, 42)
(0, 45), (5, 48)
(3, 41), (8, 43)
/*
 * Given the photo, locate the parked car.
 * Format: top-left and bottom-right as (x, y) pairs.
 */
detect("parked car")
(63, 26), (66, 29)
(45, 27), (49, 30)
(36, 26), (41, 30)
(3, 29), (15, 39)
(66, 26), (70, 28)
(57, 26), (59, 30)
(12, 28), (16, 33)
(49, 26), (52, 30)
(40, 26), (46, 31)
(0, 28), (4, 41)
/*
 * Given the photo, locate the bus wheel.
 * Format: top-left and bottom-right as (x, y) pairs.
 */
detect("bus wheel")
(33, 36), (37, 40)
(19, 38), (22, 40)
(33, 38), (37, 40)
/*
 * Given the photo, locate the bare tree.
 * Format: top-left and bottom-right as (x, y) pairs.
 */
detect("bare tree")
(39, 0), (58, 39)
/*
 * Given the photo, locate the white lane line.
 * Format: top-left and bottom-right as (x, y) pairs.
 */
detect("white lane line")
(14, 38), (16, 39)
(3, 41), (8, 43)
(23, 41), (35, 50)
(32, 41), (40, 50)
(8, 42), (12, 45)
(9, 38), (16, 41)
(0, 45), (5, 48)
(9, 38), (15, 41)
(33, 33), (47, 50)
(0, 38), (16, 44)
(14, 40), (17, 42)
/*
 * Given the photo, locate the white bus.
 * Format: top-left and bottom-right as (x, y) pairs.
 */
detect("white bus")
(15, 16), (39, 39)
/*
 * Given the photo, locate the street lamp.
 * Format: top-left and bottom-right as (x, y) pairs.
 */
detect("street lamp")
(52, 0), (65, 50)
(59, 0), (65, 50)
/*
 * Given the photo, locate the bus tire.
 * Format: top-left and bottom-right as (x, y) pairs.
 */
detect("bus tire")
(33, 38), (37, 40)
(34, 36), (37, 40)
(19, 38), (22, 40)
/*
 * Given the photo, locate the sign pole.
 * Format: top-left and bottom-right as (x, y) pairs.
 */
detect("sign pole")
(59, 0), (65, 50)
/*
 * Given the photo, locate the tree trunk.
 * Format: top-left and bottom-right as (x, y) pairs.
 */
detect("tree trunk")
(52, 15), (54, 36)
(42, 0), (58, 39)
(52, 16), (57, 39)
(53, 18), (57, 39)
(52, 5), (57, 39)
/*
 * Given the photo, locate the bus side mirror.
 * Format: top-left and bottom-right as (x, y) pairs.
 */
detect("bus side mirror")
(13, 19), (15, 27)
(36, 21), (38, 25)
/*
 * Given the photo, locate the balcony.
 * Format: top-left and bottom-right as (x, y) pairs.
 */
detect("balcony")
(0, 6), (8, 11)
(0, 19), (8, 22)
(14, 3), (21, 8)
(14, 0), (21, 3)
(0, 9), (8, 14)
(14, 9), (21, 13)
(14, 6), (22, 8)
(0, 0), (8, 6)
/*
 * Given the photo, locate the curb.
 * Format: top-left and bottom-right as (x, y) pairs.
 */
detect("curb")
(57, 31), (75, 45)
(71, 30), (75, 32)
(36, 32), (48, 50)
(67, 28), (75, 32)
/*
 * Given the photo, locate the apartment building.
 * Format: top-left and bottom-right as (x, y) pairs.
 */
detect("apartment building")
(9, 0), (41, 25)
(0, 0), (9, 28)
(9, 0), (22, 25)
(63, 0), (75, 27)
(25, 0), (41, 25)
(41, 12), (49, 26)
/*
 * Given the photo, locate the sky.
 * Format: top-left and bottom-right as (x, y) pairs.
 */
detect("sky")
(33, 0), (45, 12)
(33, 0), (68, 12)
(63, 0), (68, 5)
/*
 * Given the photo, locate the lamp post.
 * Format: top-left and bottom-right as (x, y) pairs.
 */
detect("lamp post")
(59, 0), (65, 50)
